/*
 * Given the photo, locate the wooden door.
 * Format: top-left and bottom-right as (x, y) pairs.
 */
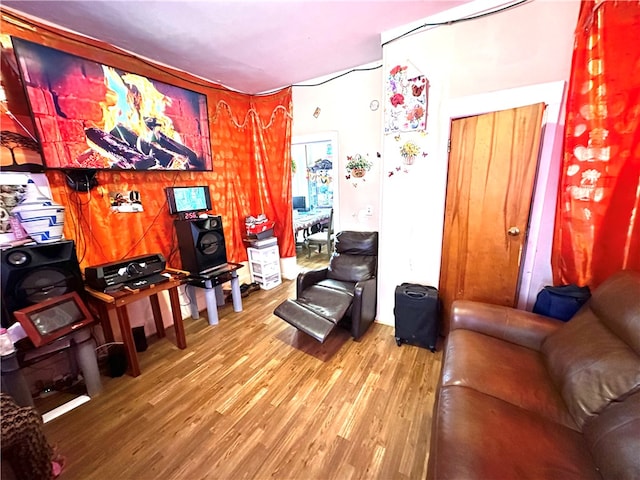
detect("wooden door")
(439, 103), (545, 333)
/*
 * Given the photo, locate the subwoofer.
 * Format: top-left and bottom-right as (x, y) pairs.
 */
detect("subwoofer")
(1, 240), (84, 328)
(174, 216), (228, 274)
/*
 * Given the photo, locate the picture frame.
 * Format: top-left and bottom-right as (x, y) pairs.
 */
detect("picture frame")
(13, 291), (95, 347)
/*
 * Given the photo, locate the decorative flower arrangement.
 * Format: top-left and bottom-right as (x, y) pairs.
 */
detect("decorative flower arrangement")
(345, 154), (372, 178)
(400, 140), (420, 164)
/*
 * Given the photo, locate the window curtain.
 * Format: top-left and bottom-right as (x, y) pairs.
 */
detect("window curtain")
(552, 0), (640, 287)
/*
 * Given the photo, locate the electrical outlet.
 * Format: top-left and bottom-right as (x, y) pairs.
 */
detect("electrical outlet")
(365, 205), (373, 216)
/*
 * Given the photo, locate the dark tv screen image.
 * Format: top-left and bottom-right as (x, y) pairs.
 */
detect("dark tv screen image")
(11, 37), (213, 171)
(292, 196), (307, 211)
(166, 186), (212, 214)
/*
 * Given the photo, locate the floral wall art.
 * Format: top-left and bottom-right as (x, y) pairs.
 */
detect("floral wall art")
(384, 64), (428, 134)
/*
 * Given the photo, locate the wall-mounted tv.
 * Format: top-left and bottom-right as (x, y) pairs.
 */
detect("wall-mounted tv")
(165, 186), (212, 215)
(11, 37), (213, 171)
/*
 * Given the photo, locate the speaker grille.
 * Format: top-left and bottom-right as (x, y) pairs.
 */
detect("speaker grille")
(17, 268), (76, 304)
(198, 232), (223, 255)
(1, 240), (84, 328)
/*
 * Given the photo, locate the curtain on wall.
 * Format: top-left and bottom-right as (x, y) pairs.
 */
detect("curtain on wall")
(1, 11), (294, 270)
(552, 0), (640, 287)
(48, 88), (293, 269)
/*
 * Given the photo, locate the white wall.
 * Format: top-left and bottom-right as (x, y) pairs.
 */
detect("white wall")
(292, 65), (383, 233)
(294, 0), (581, 327)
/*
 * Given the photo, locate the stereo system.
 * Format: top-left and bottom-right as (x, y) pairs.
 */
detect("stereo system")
(84, 253), (167, 291)
(175, 215), (228, 274)
(1, 240), (85, 328)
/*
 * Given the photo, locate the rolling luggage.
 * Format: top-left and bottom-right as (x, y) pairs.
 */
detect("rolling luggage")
(394, 283), (439, 352)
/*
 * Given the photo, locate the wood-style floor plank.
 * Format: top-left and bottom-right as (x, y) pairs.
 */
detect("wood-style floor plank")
(42, 253), (443, 479)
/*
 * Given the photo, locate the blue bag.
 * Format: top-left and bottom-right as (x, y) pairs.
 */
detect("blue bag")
(532, 284), (591, 321)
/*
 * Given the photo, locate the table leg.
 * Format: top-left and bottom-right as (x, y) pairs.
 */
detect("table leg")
(168, 286), (186, 349)
(95, 302), (114, 343)
(116, 306), (140, 377)
(185, 284), (200, 319)
(215, 285), (225, 306)
(203, 279), (219, 326)
(150, 293), (166, 339)
(231, 271), (243, 312)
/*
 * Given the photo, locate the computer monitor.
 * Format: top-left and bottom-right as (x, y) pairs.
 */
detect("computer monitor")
(292, 196), (307, 211)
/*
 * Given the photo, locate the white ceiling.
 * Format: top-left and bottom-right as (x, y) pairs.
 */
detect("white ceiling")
(2, 1), (469, 94)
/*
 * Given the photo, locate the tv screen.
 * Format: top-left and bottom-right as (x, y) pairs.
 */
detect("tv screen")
(11, 37), (213, 171)
(166, 186), (212, 215)
(292, 196), (307, 211)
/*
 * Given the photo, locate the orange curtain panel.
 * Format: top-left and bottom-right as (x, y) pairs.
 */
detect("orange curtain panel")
(552, 0), (640, 287)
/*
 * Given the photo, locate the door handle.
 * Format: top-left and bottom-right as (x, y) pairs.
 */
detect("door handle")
(507, 226), (520, 236)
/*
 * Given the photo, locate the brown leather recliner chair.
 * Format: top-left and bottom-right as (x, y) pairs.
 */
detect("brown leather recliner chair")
(274, 231), (378, 342)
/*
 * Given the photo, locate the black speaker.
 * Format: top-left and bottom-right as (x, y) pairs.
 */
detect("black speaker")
(175, 216), (228, 274)
(1, 240), (84, 328)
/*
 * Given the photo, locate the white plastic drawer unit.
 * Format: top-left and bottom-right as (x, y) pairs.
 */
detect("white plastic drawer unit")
(247, 244), (281, 290)
(248, 246), (279, 262)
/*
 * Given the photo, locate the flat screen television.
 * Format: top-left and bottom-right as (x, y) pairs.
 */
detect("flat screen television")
(13, 292), (95, 347)
(11, 37), (213, 172)
(165, 186), (212, 215)
(292, 196), (307, 211)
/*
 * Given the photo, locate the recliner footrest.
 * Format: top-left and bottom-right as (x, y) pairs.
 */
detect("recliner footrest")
(274, 299), (338, 343)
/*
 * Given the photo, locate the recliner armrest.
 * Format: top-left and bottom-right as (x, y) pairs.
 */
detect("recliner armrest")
(297, 268), (328, 297)
(451, 300), (562, 350)
(350, 277), (377, 340)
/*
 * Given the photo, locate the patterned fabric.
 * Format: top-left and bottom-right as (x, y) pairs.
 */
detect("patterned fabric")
(1, 393), (53, 480)
(45, 88), (293, 269)
(552, 0), (640, 287)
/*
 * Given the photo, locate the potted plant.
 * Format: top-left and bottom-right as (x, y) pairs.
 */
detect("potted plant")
(345, 154), (372, 178)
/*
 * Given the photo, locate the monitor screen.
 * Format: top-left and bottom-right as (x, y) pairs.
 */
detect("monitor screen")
(166, 186), (212, 214)
(292, 196), (307, 211)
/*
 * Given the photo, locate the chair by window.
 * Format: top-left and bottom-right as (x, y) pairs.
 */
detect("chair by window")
(274, 231), (378, 343)
(305, 208), (334, 258)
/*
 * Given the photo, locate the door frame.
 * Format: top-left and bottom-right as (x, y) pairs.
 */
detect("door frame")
(281, 131), (339, 280)
(441, 81), (566, 309)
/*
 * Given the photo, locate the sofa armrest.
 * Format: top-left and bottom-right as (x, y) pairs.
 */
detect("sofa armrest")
(296, 268), (328, 297)
(350, 277), (377, 340)
(451, 300), (563, 350)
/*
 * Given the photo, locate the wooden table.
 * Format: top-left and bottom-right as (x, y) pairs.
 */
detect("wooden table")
(293, 209), (332, 244)
(85, 270), (187, 377)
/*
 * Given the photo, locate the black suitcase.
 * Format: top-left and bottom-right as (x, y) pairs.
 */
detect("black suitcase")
(394, 283), (440, 352)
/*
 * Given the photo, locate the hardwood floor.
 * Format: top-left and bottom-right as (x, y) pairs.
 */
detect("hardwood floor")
(43, 255), (443, 480)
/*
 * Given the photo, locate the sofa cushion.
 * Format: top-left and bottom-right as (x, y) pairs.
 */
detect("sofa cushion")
(582, 390), (640, 480)
(334, 230), (378, 255)
(428, 386), (600, 480)
(297, 285), (353, 322)
(442, 329), (577, 429)
(541, 309), (640, 429)
(327, 253), (376, 283)
(316, 278), (356, 295)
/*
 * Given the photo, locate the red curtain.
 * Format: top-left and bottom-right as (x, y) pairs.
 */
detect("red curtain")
(1, 11), (294, 270)
(552, 0), (640, 287)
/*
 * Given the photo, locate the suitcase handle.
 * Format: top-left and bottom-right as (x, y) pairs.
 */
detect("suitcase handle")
(405, 291), (426, 298)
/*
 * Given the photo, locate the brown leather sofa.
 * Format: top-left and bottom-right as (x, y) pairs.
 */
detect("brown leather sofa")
(427, 270), (640, 480)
